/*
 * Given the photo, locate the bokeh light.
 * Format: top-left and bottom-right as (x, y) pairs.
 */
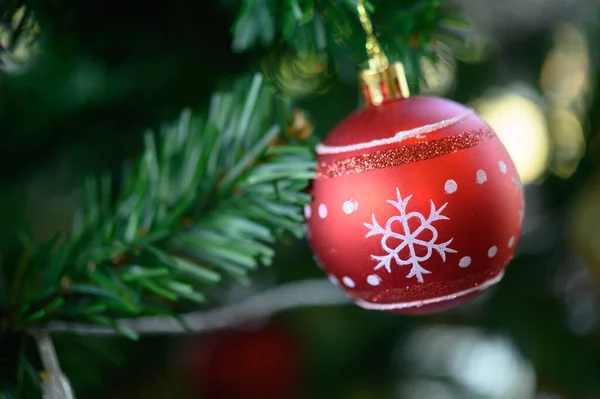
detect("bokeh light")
(539, 23), (591, 108)
(539, 23), (590, 179)
(471, 87), (551, 185)
(546, 108), (585, 179)
(396, 325), (536, 399)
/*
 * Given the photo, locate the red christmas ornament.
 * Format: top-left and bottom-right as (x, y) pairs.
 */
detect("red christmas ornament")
(306, 60), (524, 315)
(187, 326), (301, 399)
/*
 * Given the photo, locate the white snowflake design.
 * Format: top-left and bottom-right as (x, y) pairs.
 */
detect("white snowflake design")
(364, 188), (457, 283)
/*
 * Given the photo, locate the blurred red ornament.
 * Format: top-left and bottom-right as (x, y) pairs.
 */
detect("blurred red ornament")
(306, 95), (524, 314)
(189, 326), (301, 399)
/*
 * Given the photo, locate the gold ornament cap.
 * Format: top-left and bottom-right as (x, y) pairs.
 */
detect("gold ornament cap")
(359, 57), (410, 107)
(356, 0), (410, 107)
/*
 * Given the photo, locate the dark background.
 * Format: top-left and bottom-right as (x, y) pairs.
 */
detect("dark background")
(2, 0), (600, 398)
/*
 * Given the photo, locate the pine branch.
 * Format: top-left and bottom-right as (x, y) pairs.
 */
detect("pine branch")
(0, 73), (316, 336)
(227, 0), (468, 89)
(42, 279), (349, 335)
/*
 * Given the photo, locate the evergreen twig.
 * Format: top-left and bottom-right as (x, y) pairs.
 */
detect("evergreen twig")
(42, 279), (349, 335)
(31, 332), (75, 399)
(0, 73), (316, 336)
(228, 0), (467, 72)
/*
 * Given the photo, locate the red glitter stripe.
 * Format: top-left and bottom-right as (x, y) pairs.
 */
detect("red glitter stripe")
(316, 129), (494, 180)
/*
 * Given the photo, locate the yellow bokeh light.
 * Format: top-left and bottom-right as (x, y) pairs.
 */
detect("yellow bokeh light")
(547, 107), (585, 179)
(540, 23), (590, 107)
(472, 90), (551, 184)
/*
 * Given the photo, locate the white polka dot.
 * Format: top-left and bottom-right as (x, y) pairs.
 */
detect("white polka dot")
(499, 161), (507, 174)
(318, 203), (328, 218)
(342, 276), (355, 288)
(488, 246), (498, 258)
(328, 275), (339, 286)
(343, 200), (358, 215)
(459, 256), (472, 268)
(304, 204), (312, 219)
(476, 169), (487, 184)
(444, 179), (458, 194)
(367, 275), (381, 286)
(508, 236), (515, 248)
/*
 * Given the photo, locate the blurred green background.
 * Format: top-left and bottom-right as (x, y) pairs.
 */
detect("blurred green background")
(3, 0), (600, 398)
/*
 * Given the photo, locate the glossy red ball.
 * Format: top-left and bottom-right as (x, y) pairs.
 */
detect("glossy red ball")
(306, 96), (524, 314)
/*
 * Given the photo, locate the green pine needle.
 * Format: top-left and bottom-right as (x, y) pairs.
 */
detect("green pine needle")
(0, 74), (314, 336)
(230, 0), (467, 92)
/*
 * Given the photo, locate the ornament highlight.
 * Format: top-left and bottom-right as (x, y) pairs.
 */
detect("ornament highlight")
(307, 96), (524, 314)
